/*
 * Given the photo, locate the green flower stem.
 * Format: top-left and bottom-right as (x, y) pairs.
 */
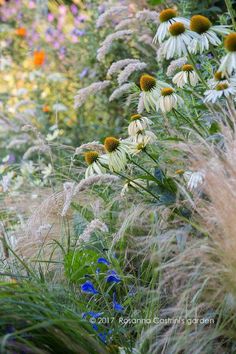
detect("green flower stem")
(101, 163), (159, 200)
(143, 149), (159, 165)
(225, 0), (236, 30)
(186, 48), (209, 89)
(128, 157), (163, 186)
(210, 45), (220, 64)
(172, 108), (204, 137)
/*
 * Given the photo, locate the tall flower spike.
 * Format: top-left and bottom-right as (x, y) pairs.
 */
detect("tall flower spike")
(189, 15), (231, 54)
(153, 8), (190, 43)
(219, 33), (236, 75)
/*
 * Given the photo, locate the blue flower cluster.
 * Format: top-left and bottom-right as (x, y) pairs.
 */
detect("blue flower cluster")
(80, 256), (124, 344)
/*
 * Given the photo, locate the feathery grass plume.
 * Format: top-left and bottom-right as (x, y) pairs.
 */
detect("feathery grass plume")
(74, 80), (110, 108)
(75, 141), (105, 155)
(109, 83), (135, 102)
(7, 138), (28, 148)
(22, 144), (49, 160)
(97, 30), (134, 62)
(77, 219), (108, 244)
(16, 175), (119, 260)
(137, 94), (145, 114)
(118, 62), (147, 85)
(166, 57), (188, 77)
(136, 9), (160, 24)
(107, 58), (140, 76)
(96, 5), (128, 28)
(115, 17), (137, 30)
(139, 125), (236, 354)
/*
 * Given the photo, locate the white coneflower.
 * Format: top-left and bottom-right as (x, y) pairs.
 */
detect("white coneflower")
(172, 64), (199, 88)
(184, 170), (205, 191)
(166, 57), (187, 77)
(74, 81), (110, 108)
(128, 114), (152, 136)
(109, 83), (135, 102)
(130, 130), (157, 145)
(153, 8), (190, 43)
(161, 22), (199, 59)
(97, 30), (134, 62)
(96, 6), (128, 28)
(219, 32), (236, 75)
(156, 87), (184, 113)
(84, 151), (106, 178)
(103, 137), (131, 172)
(118, 62), (147, 85)
(204, 82), (236, 103)
(208, 71), (229, 88)
(189, 15), (231, 54)
(138, 73), (169, 113)
(107, 59), (139, 76)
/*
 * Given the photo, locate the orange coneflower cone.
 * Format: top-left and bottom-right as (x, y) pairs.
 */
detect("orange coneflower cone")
(16, 27), (27, 37)
(33, 50), (45, 67)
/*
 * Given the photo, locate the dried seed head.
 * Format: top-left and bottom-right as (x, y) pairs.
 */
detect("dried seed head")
(104, 137), (120, 153)
(216, 83), (229, 91)
(169, 22), (185, 36)
(190, 15), (212, 34)
(161, 87), (174, 96)
(84, 151), (99, 165)
(140, 74), (156, 92)
(130, 114), (142, 121)
(159, 8), (177, 23)
(182, 64), (194, 72)
(224, 33), (236, 52)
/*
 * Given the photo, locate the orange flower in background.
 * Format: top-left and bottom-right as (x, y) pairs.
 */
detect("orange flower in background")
(33, 50), (45, 67)
(16, 27), (27, 37)
(42, 105), (50, 113)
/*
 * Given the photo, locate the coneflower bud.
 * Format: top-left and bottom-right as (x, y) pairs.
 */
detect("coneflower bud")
(130, 114), (142, 121)
(140, 74), (156, 92)
(84, 151), (99, 165)
(159, 8), (177, 23)
(224, 33), (236, 52)
(161, 87), (174, 96)
(169, 22), (185, 36)
(182, 64), (194, 72)
(104, 137), (120, 153)
(190, 15), (212, 34)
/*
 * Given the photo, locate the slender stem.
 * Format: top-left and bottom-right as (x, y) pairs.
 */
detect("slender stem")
(101, 163), (160, 200)
(129, 157), (162, 185)
(210, 45), (220, 64)
(186, 48), (209, 89)
(225, 0), (236, 30)
(173, 108), (204, 137)
(143, 149), (159, 165)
